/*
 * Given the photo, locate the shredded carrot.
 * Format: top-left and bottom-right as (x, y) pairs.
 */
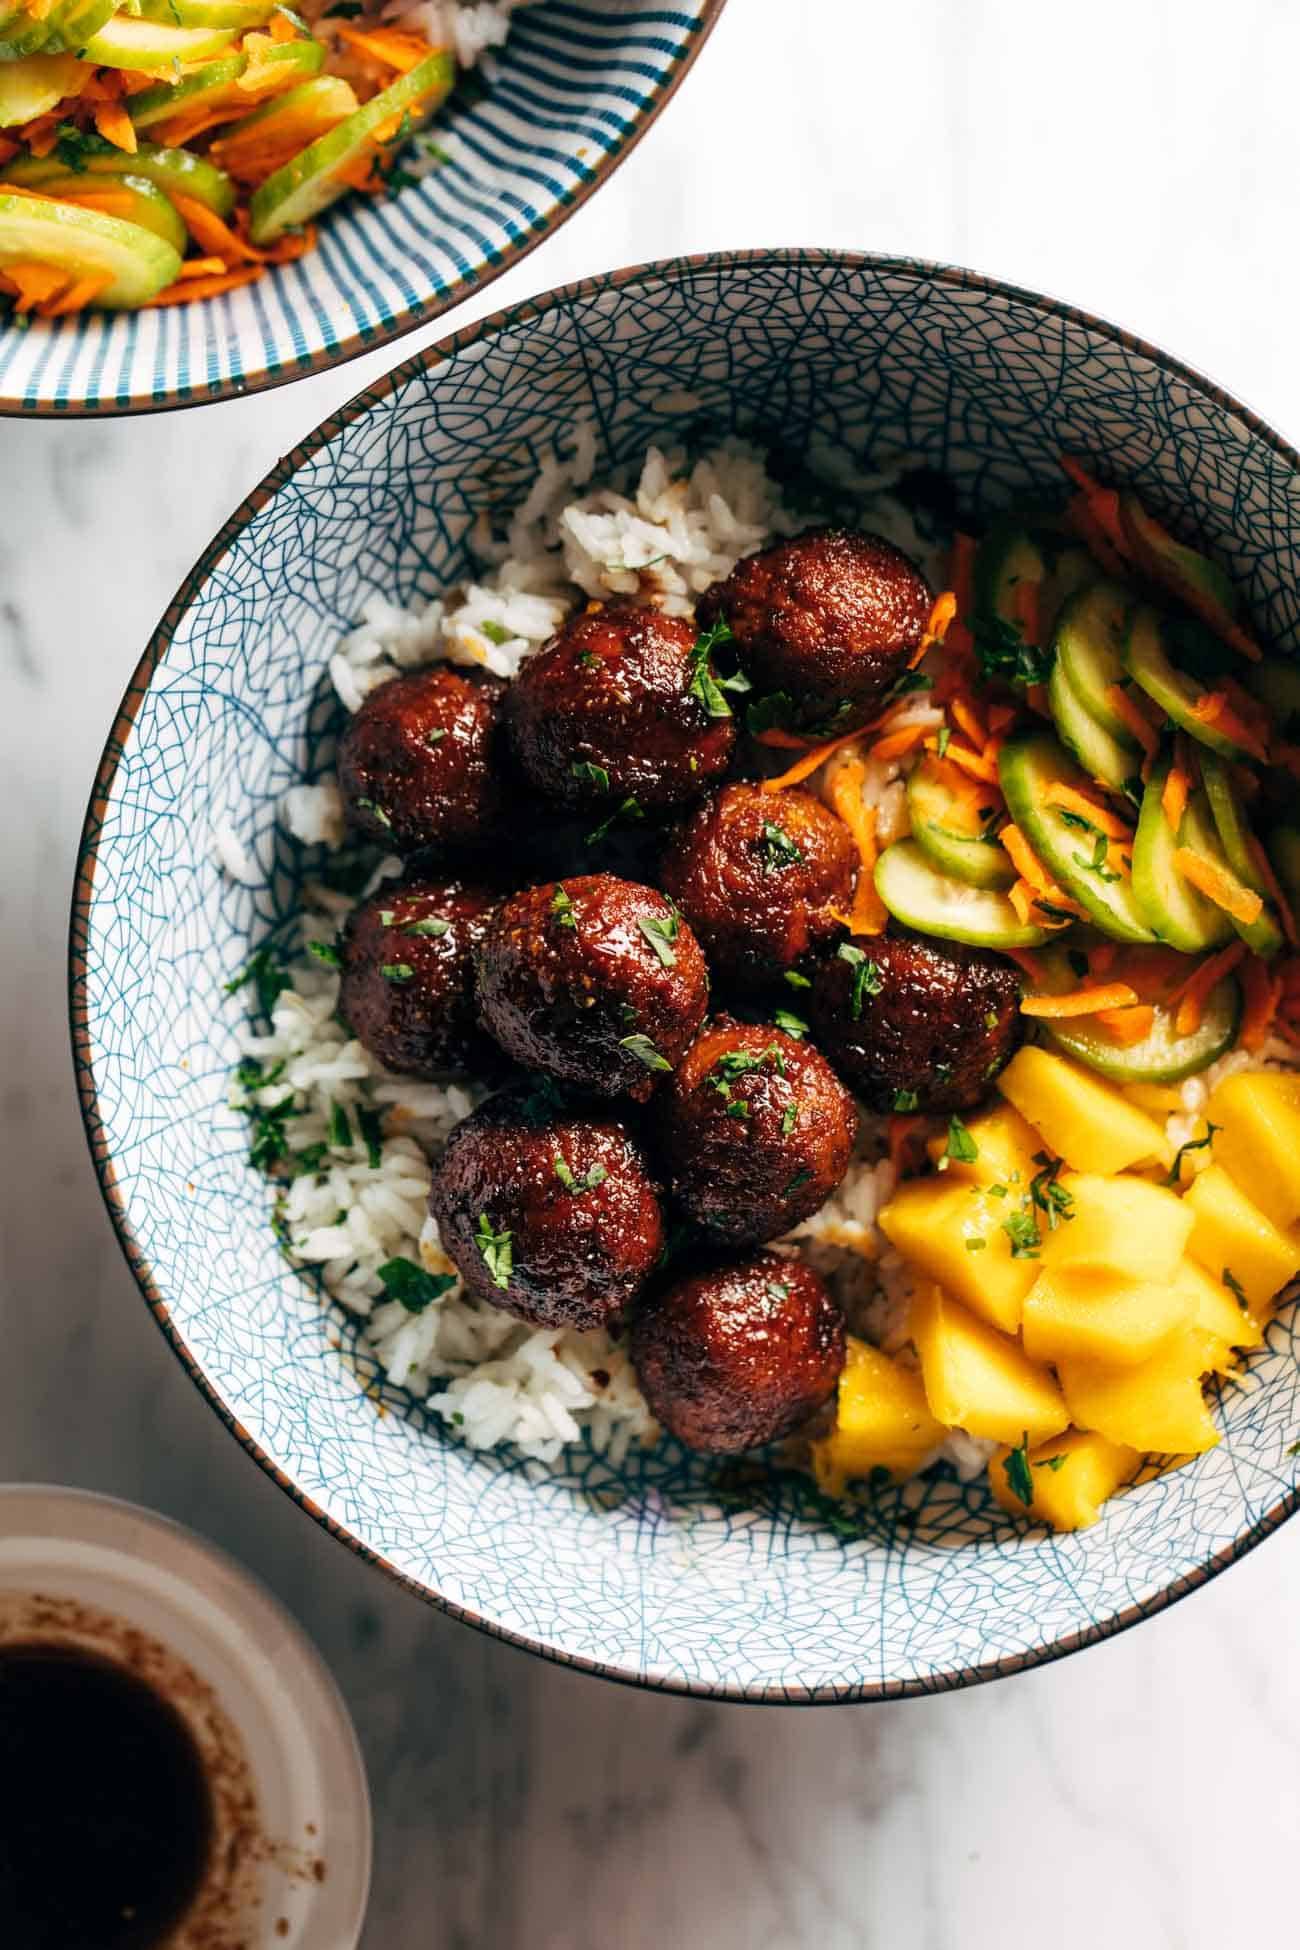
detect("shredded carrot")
(945, 534), (977, 655)
(751, 727), (811, 751)
(1042, 780), (1133, 838)
(761, 722), (872, 790)
(1161, 764), (1190, 832)
(269, 7), (298, 36)
(1169, 941), (1248, 1034)
(867, 721), (929, 765)
(1000, 824), (1052, 895)
(1238, 957), (1279, 1050)
(0, 259), (66, 312)
(1065, 493), (1129, 579)
(905, 589), (957, 671)
(1021, 984), (1141, 1019)
(1007, 880), (1032, 927)
(92, 99), (137, 154)
(1103, 683), (1159, 759)
(1060, 456), (1132, 566)
(18, 117), (60, 158)
(987, 702), (1017, 738)
(172, 256), (231, 280)
(145, 266), (263, 305)
(826, 760), (887, 935)
(928, 737), (999, 784)
(171, 195), (315, 265)
(1187, 690), (1270, 762)
(1094, 1004), (1156, 1044)
(334, 23), (434, 70)
(1172, 846), (1264, 925)
(39, 271), (111, 317)
(949, 694), (987, 750)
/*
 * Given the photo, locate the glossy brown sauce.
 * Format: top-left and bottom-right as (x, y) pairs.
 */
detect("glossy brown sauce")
(0, 1639), (214, 1949)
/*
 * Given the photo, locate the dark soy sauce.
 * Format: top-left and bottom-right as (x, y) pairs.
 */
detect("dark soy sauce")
(0, 1640), (214, 1949)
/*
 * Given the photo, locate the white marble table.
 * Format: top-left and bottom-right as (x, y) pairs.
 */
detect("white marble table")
(4, 2), (1300, 1942)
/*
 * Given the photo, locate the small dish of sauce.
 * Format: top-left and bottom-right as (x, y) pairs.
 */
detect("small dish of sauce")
(0, 1639), (214, 1949)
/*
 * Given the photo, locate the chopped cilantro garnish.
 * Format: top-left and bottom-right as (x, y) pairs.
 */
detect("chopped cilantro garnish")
(1041, 1454), (1069, 1473)
(686, 617), (735, 719)
(1028, 1154), (1073, 1231)
(936, 726), (951, 758)
(553, 1155), (609, 1195)
(377, 1257), (456, 1313)
(946, 1115), (979, 1164)
(224, 946), (290, 1017)
(773, 1010), (807, 1038)
(892, 1088), (920, 1112)
(620, 1033), (672, 1073)
(837, 941), (882, 1018)
(1002, 1433), (1034, 1507)
(551, 885), (577, 929)
(1164, 1123), (1220, 1186)
(766, 1280), (790, 1302)
(479, 619), (512, 646)
(1002, 1210), (1042, 1259)
(51, 123), (115, 172)
(354, 796), (392, 829)
(570, 760), (611, 792)
(781, 1101), (800, 1136)
(784, 969), (811, 991)
(974, 614), (1054, 689)
(1222, 1267), (1249, 1310)
(381, 963), (414, 982)
(357, 1105), (384, 1170)
(783, 1168), (813, 1197)
(758, 821), (805, 873)
(585, 795), (643, 844)
(1072, 832), (1119, 882)
(964, 1237), (987, 1252)
(328, 1100), (351, 1149)
(400, 916), (451, 939)
(424, 727), (447, 746)
(638, 911), (680, 968)
(475, 1214), (513, 1290)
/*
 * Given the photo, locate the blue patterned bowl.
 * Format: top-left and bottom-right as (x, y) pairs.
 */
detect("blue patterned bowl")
(72, 252), (1300, 1699)
(0, 2), (722, 417)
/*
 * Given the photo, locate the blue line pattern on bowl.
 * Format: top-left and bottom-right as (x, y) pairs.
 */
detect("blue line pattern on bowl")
(0, 2), (717, 416)
(72, 253), (1300, 1698)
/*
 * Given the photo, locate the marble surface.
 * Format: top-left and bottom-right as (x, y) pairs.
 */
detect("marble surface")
(3, 1), (1300, 1941)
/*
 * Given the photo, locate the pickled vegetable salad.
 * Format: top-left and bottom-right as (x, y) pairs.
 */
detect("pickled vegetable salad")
(772, 457), (1300, 1531)
(0, 0), (517, 314)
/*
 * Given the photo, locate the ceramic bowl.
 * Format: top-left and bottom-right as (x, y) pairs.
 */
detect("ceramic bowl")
(0, 1), (723, 416)
(71, 250), (1300, 1700)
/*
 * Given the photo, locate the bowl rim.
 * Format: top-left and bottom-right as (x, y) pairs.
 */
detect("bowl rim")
(1, 0), (728, 421)
(69, 246), (1300, 1703)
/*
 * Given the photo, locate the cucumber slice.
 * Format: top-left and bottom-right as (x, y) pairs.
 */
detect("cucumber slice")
(81, 13), (239, 67)
(138, 0), (273, 24)
(973, 519), (1049, 627)
(31, 0), (114, 51)
(1268, 826), (1300, 916)
(1043, 970), (1242, 1083)
(874, 839), (1050, 949)
(250, 48), (454, 242)
(0, 1), (56, 56)
(21, 170), (186, 251)
(210, 74), (357, 170)
(1131, 765), (1233, 953)
(1198, 751), (1284, 958)
(0, 52), (80, 126)
(997, 732), (1156, 943)
(6, 141), (235, 219)
(1052, 580), (1137, 743)
(128, 53), (246, 128)
(0, 191), (180, 306)
(1123, 604), (1248, 758)
(905, 753), (1013, 890)
(1040, 544), (1097, 640)
(1247, 658), (1300, 737)
(1119, 495), (1245, 644)
(1047, 656), (1137, 793)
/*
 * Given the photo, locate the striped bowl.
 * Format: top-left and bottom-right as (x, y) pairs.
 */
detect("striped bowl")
(72, 252), (1300, 1700)
(0, 1), (723, 416)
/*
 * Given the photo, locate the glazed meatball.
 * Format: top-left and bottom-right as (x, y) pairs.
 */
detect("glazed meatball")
(339, 877), (500, 1079)
(504, 604), (736, 815)
(337, 667), (505, 856)
(658, 1021), (858, 1244)
(631, 1250), (845, 1454)
(658, 783), (856, 993)
(808, 928), (1023, 1113)
(474, 874), (709, 1102)
(699, 526), (932, 726)
(428, 1085), (665, 1329)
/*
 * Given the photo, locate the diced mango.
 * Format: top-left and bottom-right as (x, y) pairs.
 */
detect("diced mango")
(877, 1176), (1037, 1333)
(1206, 1071), (1300, 1231)
(811, 1337), (945, 1494)
(988, 1427), (1141, 1530)
(1059, 1330), (1220, 1454)
(1171, 1256), (1264, 1373)
(912, 1284), (1069, 1447)
(1042, 1173), (1193, 1283)
(924, 1101), (1042, 1188)
(1122, 1080), (1184, 1119)
(1021, 1267), (1192, 1367)
(998, 1046), (1171, 1174)
(1184, 1165), (1300, 1325)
